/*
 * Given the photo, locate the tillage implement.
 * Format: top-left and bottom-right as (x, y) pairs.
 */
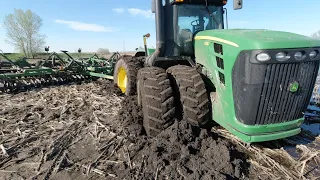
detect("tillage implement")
(0, 50), (120, 93)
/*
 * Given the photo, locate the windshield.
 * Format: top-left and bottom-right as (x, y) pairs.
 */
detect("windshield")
(178, 5), (223, 33)
(176, 4), (223, 56)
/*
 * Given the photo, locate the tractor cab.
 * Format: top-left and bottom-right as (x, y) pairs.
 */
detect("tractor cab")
(146, 0), (242, 67)
(175, 3), (224, 56)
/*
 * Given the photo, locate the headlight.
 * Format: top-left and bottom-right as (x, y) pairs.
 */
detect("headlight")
(256, 53), (271, 62)
(275, 52), (290, 61)
(309, 50), (318, 59)
(294, 51), (306, 61)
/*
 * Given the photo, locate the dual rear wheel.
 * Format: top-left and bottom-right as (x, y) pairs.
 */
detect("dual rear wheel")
(114, 57), (210, 137)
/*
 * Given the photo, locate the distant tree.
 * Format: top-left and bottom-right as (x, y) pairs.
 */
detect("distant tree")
(2, 9), (46, 58)
(97, 48), (110, 55)
(311, 30), (320, 39)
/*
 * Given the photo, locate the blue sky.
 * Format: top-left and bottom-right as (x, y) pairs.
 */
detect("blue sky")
(0, 0), (319, 53)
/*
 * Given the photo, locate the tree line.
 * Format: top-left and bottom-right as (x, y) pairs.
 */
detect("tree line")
(2, 9), (45, 58)
(1, 9), (111, 58)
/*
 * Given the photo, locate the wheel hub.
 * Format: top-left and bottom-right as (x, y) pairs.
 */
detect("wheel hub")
(117, 66), (127, 93)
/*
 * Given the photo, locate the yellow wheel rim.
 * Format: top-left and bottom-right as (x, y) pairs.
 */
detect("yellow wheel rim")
(117, 66), (127, 93)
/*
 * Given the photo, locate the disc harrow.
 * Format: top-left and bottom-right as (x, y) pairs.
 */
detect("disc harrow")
(0, 50), (89, 94)
(0, 72), (89, 93)
(0, 49), (121, 94)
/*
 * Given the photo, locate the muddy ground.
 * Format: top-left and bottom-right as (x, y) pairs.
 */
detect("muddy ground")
(0, 80), (319, 180)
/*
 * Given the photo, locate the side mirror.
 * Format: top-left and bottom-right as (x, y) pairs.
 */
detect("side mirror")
(233, 0), (243, 10)
(135, 48), (139, 51)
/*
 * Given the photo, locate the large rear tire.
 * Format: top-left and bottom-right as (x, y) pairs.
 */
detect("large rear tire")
(167, 65), (210, 126)
(113, 56), (143, 96)
(137, 67), (175, 137)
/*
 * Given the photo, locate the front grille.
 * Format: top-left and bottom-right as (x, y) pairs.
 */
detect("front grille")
(255, 62), (318, 124)
(232, 51), (320, 125)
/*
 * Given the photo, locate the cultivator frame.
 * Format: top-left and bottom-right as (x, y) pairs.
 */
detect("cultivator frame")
(77, 52), (121, 79)
(0, 49), (121, 93)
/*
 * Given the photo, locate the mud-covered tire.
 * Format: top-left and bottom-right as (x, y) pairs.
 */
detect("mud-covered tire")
(167, 65), (210, 126)
(113, 55), (143, 96)
(137, 67), (175, 137)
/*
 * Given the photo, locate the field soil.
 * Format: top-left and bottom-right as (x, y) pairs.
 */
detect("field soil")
(0, 80), (319, 180)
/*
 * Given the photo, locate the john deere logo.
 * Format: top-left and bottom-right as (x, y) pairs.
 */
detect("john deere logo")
(289, 81), (299, 93)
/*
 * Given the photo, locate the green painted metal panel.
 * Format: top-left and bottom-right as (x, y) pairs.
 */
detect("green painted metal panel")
(0, 68), (54, 78)
(147, 48), (155, 56)
(195, 29), (320, 50)
(87, 72), (113, 80)
(194, 29), (320, 142)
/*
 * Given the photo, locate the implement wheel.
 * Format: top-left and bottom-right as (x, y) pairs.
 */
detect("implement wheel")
(167, 65), (210, 126)
(137, 67), (175, 136)
(113, 56), (143, 95)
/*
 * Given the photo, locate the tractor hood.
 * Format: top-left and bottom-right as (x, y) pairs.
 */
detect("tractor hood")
(195, 29), (320, 50)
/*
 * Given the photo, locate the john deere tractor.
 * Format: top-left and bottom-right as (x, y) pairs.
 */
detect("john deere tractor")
(113, 0), (320, 142)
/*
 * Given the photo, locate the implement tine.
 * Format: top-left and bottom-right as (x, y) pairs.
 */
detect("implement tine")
(12, 79), (21, 93)
(21, 78), (30, 91)
(10, 79), (17, 93)
(6, 80), (13, 93)
(40, 77), (46, 86)
(0, 80), (5, 93)
(17, 79), (25, 92)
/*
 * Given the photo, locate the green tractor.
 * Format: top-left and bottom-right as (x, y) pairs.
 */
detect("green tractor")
(113, 0), (320, 142)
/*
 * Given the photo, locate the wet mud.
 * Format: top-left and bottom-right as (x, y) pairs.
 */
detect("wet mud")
(114, 95), (250, 180)
(0, 80), (318, 180)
